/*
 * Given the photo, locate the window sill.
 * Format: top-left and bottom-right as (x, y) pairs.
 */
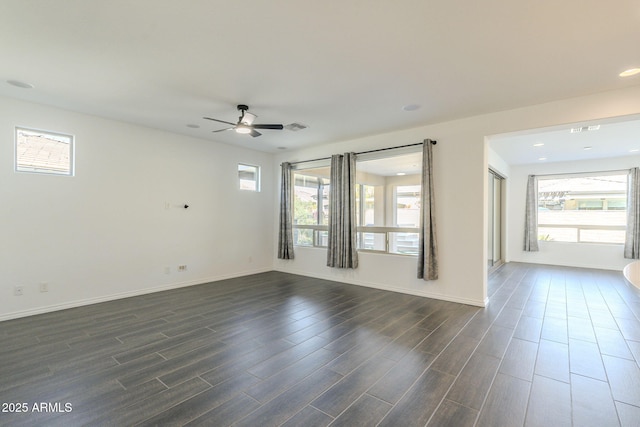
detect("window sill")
(292, 245), (418, 257)
(537, 240), (624, 246)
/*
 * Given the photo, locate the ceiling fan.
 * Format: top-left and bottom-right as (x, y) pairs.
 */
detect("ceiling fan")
(203, 104), (284, 137)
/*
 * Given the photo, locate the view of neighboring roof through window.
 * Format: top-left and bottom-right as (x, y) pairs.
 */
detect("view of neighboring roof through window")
(537, 173), (627, 244)
(15, 127), (74, 176)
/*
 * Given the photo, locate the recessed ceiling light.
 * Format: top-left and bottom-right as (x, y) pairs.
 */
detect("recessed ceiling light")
(7, 79), (34, 89)
(186, 124), (200, 129)
(396, 172), (406, 176)
(620, 68), (640, 77)
(583, 146), (593, 150)
(402, 104), (421, 112)
(630, 149), (640, 153)
(538, 157), (547, 161)
(533, 143), (544, 147)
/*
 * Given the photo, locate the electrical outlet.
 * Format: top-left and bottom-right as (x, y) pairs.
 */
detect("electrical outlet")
(178, 265), (187, 272)
(39, 282), (49, 293)
(14, 286), (24, 296)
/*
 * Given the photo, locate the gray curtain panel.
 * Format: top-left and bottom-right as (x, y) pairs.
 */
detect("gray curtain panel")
(327, 153), (358, 269)
(418, 140), (438, 280)
(277, 162), (295, 259)
(524, 175), (539, 252)
(624, 167), (640, 259)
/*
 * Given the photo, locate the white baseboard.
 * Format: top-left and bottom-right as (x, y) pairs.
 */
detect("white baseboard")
(508, 257), (625, 272)
(274, 267), (487, 307)
(2, 266), (488, 322)
(0, 267), (272, 322)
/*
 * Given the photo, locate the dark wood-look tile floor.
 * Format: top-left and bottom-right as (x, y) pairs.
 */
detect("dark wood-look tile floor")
(1, 263), (640, 426)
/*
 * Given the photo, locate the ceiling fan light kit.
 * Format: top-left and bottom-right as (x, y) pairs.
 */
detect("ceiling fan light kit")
(203, 104), (284, 138)
(235, 125), (252, 134)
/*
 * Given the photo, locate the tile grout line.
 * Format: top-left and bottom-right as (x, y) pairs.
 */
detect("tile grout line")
(472, 264), (542, 426)
(384, 264), (527, 426)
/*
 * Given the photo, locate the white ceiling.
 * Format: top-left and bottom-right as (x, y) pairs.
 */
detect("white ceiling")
(1, 1), (639, 153)
(357, 151), (423, 177)
(489, 115), (640, 165)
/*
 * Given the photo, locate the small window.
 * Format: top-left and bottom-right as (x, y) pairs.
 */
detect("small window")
(238, 164), (260, 191)
(395, 185), (421, 227)
(15, 127), (74, 176)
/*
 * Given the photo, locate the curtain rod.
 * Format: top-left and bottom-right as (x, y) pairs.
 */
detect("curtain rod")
(285, 140), (436, 166)
(532, 168), (631, 178)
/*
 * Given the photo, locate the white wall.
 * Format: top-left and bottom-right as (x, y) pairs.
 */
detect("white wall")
(0, 96), (275, 320)
(507, 155), (640, 270)
(4, 85), (640, 319)
(274, 85), (640, 307)
(275, 124), (491, 307)
(488, 146), (511, 178)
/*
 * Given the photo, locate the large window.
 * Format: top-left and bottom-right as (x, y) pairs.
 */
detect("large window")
(292, 149), (423, 255)
(293, 167), (330, 247)
(15, 127), (74, 176)
(537, 173), (627, 244)
(355, 151), (422, 255)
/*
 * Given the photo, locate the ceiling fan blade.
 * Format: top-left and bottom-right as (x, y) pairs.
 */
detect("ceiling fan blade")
(252, 124), (284, 130)
(212, 127), (234, 133)
(203, 117), (236, 126)
(250, 129), (262, 137)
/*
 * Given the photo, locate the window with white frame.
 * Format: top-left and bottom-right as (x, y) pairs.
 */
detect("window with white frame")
(238, 164), (260, 191)
(15, 127), (74, 176)
(355, 150), (422, 255)
(293, 166), (330, 247)
(291, 148), (423, 255)
(537, 172), (627, 244)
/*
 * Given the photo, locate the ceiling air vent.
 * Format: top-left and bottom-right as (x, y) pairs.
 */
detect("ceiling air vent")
(570, 125), (600, 133)
(285, 122), (308, 132)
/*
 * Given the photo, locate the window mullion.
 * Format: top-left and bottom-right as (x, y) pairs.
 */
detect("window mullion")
(385, 232), (390, 253)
